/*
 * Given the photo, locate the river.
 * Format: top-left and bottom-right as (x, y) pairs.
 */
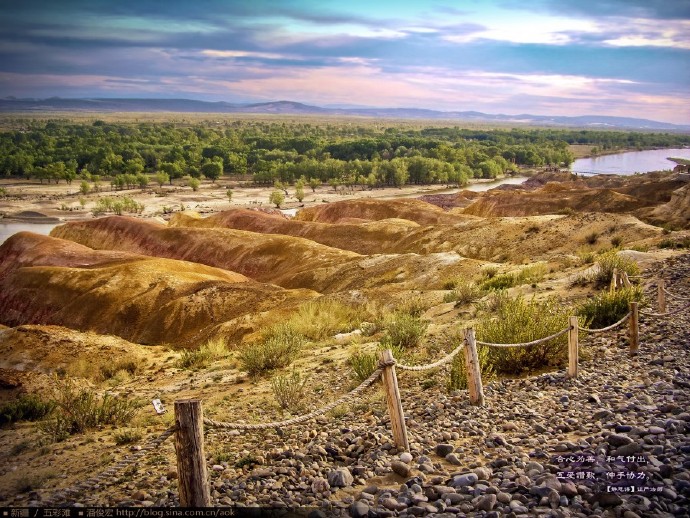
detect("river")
(571, 147), (690, 175)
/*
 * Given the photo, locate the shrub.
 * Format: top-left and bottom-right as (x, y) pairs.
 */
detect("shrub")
(476, 295), (571, 375)
(443, 279), (484, 305)
(482, 266), (499, 279)
(480, 264), (546, 291)
(113, 428), (143, 445)
(381, 312), (427, 349)
(188, 178), (200, 191)
(577, 287), (644, 328)
(99, 356), (142, 380)
(0, 395), (55, 426)
(610, 236), (623, 248)
(396, 295), (427, 318)
(270, 369), (307, 411)
(0, 187), (7, 197)
(348, 349), (379, 382)
(239, 324), (305, 376)
(288, 298), (365, 340)
(176, 338), (228, 370)
(658, 237), (690, 249)
(585, 232), (599, 245)
(41, 381), (138, 441)
(593, 250), (640, 287)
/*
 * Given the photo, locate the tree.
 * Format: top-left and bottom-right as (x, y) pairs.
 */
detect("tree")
(269, 189), (285, 208)
(295, 182), (305, 203)
(308, 177), (320, 192)
(226, 188), (233, 203)
(155, 171), (170, 188)
(188, 178), (200, 191)
(201, 160), (222, 183)
(79, 180), (91, 195)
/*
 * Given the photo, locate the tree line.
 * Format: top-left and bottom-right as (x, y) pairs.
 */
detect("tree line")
(1, 119), (687, 188)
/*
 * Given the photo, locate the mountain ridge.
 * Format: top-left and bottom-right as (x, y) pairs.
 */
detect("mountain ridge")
(1, 97), (687, 131)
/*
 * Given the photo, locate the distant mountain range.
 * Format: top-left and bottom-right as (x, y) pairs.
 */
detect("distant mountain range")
(1, 97), (688, 131)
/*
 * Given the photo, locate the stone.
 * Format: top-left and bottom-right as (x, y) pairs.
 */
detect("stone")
(473, 467), (492, 480)
(476, 494), (497, 511)
(311, 477), (330, 493)
(608, 434), (633, 447)
(399, 452), (413, 464)
(435, 444), (454, 457)
(446, 453), (462, 466)
(391, 460), (411, 478)
(327, 468), (353, 488)
(451, 473), (478, 488)
(350, 501), (369, 518)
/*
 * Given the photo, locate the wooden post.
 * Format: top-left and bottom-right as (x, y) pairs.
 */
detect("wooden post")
(463, 328), (485, 406)
(658, 279), (666, 314)
(628, 302), (639, 356)
(621, 272), (631, 288)
(174, 399), (211, 507)
(610, 268), (619, 293)
(567, 316), (579, 378)
(379, 349), (409, 452)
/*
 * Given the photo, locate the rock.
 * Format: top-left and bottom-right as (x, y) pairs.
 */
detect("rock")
(399, 452), (413, 464)
(165, 468), (178, 480)
(350, 501), (369, 518)
(451, 473), (478, 488)
(381, 497), (407, 511)
(608, 434), (633, 447)
(613, 442), (642, 456)
(476, 494), (497, 511)
(446, 453), (462, 465)
(391, 460), (411, 478)
(646, 426), (665, 435)
(327, 468), (353, 488)
(311, 477), (330, 493)
(591, 492), (622, 506)
(435, 443), (454, 457)
(473, 467), (492, 480)
(497, 492), (511, 504)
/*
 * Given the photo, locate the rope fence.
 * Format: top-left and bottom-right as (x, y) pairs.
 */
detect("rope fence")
(578, 311), (631, 333)
(476, 326), (571, 348)
(664, 287), (689, 301)
(44, 276), (685, 507)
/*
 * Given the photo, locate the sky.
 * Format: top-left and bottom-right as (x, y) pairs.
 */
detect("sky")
(0, 0), (688, 123)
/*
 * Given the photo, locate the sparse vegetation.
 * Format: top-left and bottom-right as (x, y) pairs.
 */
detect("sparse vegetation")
(380, 312), (428, 349)
(348, 348), (380, 382)
(113, 428), (143, 445)
(658, 237), (690, 249)
(593, 250), (640, 287)
(578, 286), (645, 328)
(0, 394), (55, 426)
(476, 295), (571, 374)
(270, 369), (307, 411)
(443, 279), (484, 305)
(239, 324), (306, 376)
(41, 381), (138, 441)
(480, 263), (547, 291)
(585, 231), (599, 244)
(176, 338), (229, 369)
(288, 298), (365, 340)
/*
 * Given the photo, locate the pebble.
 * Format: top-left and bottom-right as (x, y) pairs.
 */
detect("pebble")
(327, 468), (353, 488)
(390, 460), (411, 478)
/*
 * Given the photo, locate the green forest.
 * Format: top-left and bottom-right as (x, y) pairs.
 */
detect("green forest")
(2, 119), (689, 189)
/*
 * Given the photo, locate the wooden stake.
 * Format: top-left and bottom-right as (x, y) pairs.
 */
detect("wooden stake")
(621, 272), (631, 288)
(610, 268), (619, 293)
(567, 316), (579, 378)
(629, 302), (639, 356)
(379, 349), (409, 452)
(463, 328), (485, 406)
(174, 399), (211, 507)
(658, 279), (666, 314)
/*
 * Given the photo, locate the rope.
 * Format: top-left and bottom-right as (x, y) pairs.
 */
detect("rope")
(578, 311), (631, 333)
(641, 300), (690, 318)
(204, 366), (383, 430)
(43, 425), (176, 504)
(663, 287), (690, 301)
(477, 326), (571, 348)
(396, 340), (466, 371)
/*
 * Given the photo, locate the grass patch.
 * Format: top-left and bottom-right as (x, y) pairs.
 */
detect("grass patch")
(113, 428), (143, 445)
(577, 287), (644, 328)
(443, 279), (484, 305)
(380, 312), (428, 349)
(476, 295), (571, 375)
(593, 250), (640, 287)
(270, 369), (307, 411)
(99, 356), (142, 380)
(288, 298), (366, 340)
(0, 394), (55, 426)
(41, 381), (138, 442)
(176, 338), (229, 370)
(658, 237), (690, 249)
(238, 324), (305, 376)
(480, 263), (547, 291)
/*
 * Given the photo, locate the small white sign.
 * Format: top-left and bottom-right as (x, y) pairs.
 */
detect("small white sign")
(152, 399), (166, 414)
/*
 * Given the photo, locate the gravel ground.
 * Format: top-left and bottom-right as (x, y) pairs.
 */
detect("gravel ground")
(35, 254), (690, 517)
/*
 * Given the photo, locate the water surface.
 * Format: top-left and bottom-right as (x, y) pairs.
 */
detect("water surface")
(571, 148), (690, 175)
(0, 222), (59, 245)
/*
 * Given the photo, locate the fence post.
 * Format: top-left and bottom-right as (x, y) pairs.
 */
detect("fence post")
(610, 268), (619, 293)
(628, 302), (639, 356)
(621, 272), (631, 288)
(567, 316), (579, 378)
(658, 279), (666, 314)
(174, 399), (211, 507)
(463, 328), (485, 406)
(379, 349), (409, 452)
